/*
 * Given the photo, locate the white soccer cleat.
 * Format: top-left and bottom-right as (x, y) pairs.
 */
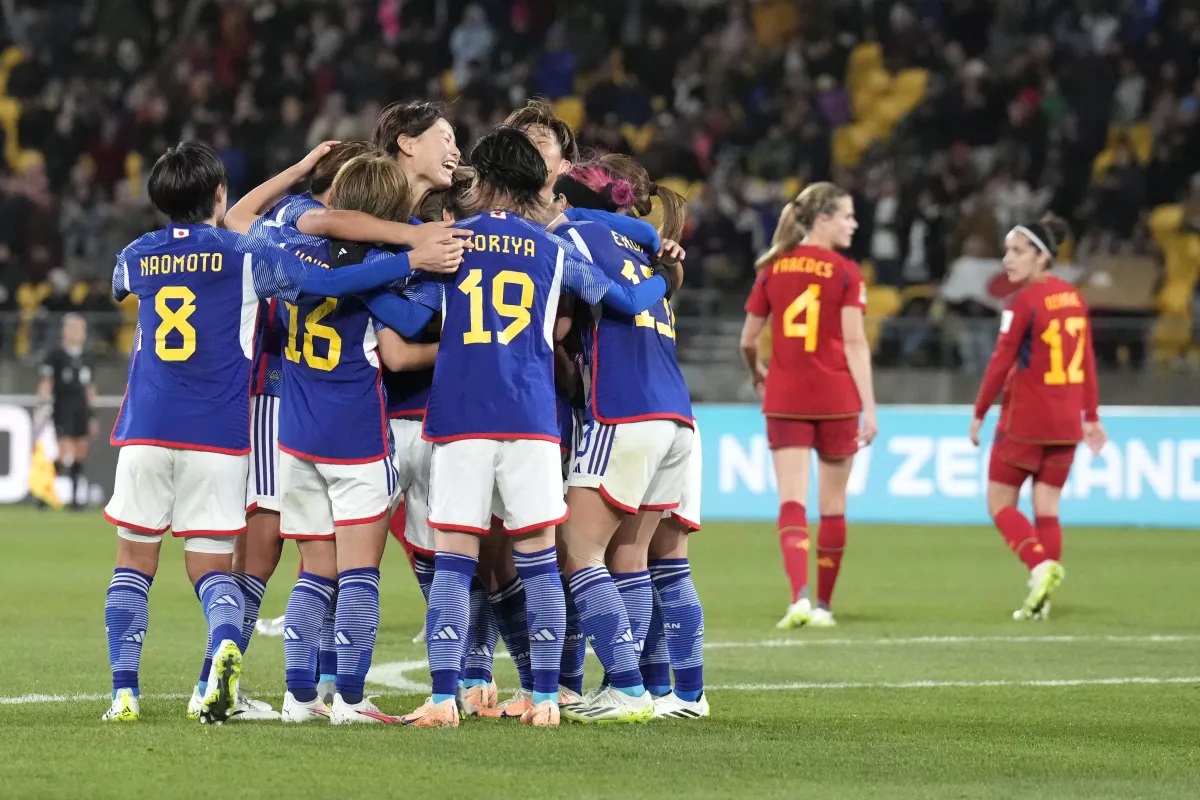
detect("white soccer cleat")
(557, 685), (584, 706)
(198, 639), (242, 725)
(330, 693), (401, 725)
(186, 685), (203, 719)
(809, 606), (837, 628)
(1014, 561), (1065, 620)
(102, 688), (139, 722)
(281, 691), (331, 723)
(255, 615), (286, 638)
(561, 686), (655, 724)
(317, 678), (337, 707)
(776, 597), (813, 629)
(230, 688), (280, 721)
(411, 625), (426, 644)
(653, 691), (710, 719)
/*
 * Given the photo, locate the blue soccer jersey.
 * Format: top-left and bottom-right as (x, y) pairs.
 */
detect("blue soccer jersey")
(407, 212), (671, 443)
(111, 223), (416, 454)
(560, 221), (693, 426)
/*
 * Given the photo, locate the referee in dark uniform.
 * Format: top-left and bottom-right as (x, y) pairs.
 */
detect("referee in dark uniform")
(37, 314), (97, 509)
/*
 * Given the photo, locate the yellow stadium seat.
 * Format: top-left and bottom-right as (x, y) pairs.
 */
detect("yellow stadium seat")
(852, 69), (892, 120)
(1091, 148), (1115, 179)
(655, 176), (691, 200)
(867, 284), (902, 318)
(440, 70), (457, 98)
(552, 96), (584, 132)
(859, 258), (875, 286)
(1162, 234), (1200, 286)
(621, 123), (654, 153)
(1151, 312), (1192, 363)
(14, 282), (49, 358)
(1128, 122), (1152, 163)
(848, 43), (883, 84)
(1157, 279), (1195, 315)
(780, 177), (802, 201)
(1148, 204), (1183, 248)
(893, 68), (929, 110)
(864, 95), (906, 139)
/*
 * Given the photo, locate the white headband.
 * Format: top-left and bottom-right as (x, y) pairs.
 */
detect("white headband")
(1010, 225), (1051, 259)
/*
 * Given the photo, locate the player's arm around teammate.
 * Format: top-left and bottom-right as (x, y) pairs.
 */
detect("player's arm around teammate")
(969, 215), (1106, 620)
(740, 183), (876, 631)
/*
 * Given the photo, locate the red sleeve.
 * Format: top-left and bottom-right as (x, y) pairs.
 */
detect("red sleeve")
(842, 259), (866, 310)
(1082, 314), (1100, 422)
(973, 295), (1032, 420)
(745, 269), (770, 316)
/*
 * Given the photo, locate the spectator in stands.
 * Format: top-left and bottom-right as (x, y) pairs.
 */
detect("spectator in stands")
(941, 234), (1003, 373)
(450, 4), (496, 90)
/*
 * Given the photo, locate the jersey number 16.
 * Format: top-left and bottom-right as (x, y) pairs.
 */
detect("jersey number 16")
(285, 299), (342, 371)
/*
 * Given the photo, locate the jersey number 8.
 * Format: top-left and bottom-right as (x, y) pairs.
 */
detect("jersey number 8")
(154, 286), (198, 361)
(285, 299), (342, 371)
(460, 268), (535, 345)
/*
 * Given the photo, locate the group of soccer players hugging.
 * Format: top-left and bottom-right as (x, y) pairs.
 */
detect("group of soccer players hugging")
(99, 99), (707, 728)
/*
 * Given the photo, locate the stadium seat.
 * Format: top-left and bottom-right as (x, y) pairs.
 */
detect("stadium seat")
(847, 42), (883, 88)
(851, 69), (892, 121)
(1091, 148), (1114, 179)
(0, 96), (20, 168)
(552, 96), (584, 132)
(1148, 204), (1183, 250)
(1162, 234), (1200, 286)
(780, 176), (802, 201)
(867, 285), (902, 318)
(1150, 311), (1193, 363)
(14, 281), (49, 358)
(440, 70), (457, 98)
(621, 123), (654, 153)
(893, 68), (929, 112)
(1128, 122), (1152, 163)
(655, 176), (692, 200)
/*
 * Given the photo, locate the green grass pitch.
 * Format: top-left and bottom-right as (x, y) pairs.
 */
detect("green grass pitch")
(1, 506), (1198, 799)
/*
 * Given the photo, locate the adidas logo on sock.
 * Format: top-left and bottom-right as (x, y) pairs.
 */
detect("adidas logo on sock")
(695, 624), (704, 637)
(613, 628), (634, 645)
(530, 628), (557, 642)
(207, 594), (239, 610)
(121, 629), (145, 643)
(634, 639), (644, 653)
(468, 645), (492, 657)
(283, 626), (300, 641)
(335, 630), (353, 646)
(430, 626), (459, 641)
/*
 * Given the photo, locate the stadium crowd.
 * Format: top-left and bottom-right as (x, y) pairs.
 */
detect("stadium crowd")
(1, 0), (1198, 367)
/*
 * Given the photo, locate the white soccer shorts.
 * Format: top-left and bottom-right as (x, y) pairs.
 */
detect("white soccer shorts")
(104, 445), (249, 537)
(428, 438), (567, 535)
(279, 451), (399, 540)
(569, 419), (693, 514)
(246, 394), (280, 513)
(390, 417), (434, 553)
(664, 421), (701, 531)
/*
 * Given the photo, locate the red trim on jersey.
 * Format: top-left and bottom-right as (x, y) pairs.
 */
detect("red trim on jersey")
(103, 511), (169, 535)
(374, 366), (389, 468)
(173, 525), (247, 538)
(589, 324), (693, 428)
(427, 519), (490, 535)
(278, 443), (389, 465)
(111, 437), (251, 456)
(505, 509), (570, 536)
(671, 513), (701, 533)
(388, 409), (426, 420)
(110, 387), (130, 446)
(598, 485), (638, 514)
(421, 430), (561, 445)
(280, 530), (335, 541)
(334, 507), (390, 527)
(641, 500), (680, 511)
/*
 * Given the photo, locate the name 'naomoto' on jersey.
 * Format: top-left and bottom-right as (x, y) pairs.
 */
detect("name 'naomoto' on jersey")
(744, 244), (866, 419)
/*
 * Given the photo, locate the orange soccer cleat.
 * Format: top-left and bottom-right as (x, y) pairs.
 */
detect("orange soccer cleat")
(477, 688), (531, 719)
(520, 700), (560, 727)
(459, 681), (498, 716)
(400, 697), (460, 728)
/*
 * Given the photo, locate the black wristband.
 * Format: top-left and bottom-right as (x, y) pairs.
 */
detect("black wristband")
(651, 261), (676, 301)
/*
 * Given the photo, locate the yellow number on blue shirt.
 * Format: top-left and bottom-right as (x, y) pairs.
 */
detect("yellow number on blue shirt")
(459, 269), (535, 345)
(621, 259), (675, 340)
(285, 299), (342, 371)
(154, 285), (197, 361)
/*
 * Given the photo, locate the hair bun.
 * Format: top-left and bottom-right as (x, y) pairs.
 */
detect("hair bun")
(1038, 212), (1072, 253)
(605, 179), (636, 209)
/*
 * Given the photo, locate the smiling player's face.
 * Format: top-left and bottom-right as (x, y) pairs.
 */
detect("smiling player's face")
(522, 124), (569, 195)
(403, 118), (460, 193)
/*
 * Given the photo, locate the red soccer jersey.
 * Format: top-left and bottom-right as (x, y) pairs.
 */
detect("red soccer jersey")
(745, 245), (866, 419)
(973, 275), (1100, 444)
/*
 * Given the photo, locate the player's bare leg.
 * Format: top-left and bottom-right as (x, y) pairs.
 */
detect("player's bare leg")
(280, 538), (335, 723)
(403, 530), (481, 728)
(645, 521), (708, 718)
(773, 446), (814, 629)
(811, 453), (853, 627)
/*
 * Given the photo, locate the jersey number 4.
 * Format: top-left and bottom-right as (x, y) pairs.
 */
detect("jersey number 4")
(460, 269), (534, 344)
(1041, 316), (1087, 385)
(782, 284), (820, 353)
(285, 299), (342, 371)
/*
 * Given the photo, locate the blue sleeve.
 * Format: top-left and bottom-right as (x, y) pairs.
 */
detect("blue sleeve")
(564, 208), (661, 254)
(112, 248), (130, 301)
(280, 195), (323, 228)
(400, 276), (445, 311)
(561, 252), (667, 314)
(361, 291), (436, 338)
(248, 240), (414, 302)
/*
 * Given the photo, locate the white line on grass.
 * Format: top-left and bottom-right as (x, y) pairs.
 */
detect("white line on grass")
(0, 692), (189, 706)
(704, 633), (1200, 650)
(708, 676), (1200, 691)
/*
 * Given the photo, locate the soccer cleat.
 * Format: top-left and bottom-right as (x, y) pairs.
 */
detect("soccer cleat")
(558, 685), (583, 706)
(477, 688), (532, 719)
(561, 686), (655, 724)
(281, 692), (331, 723)
(400, 697), (460, 728)
(230, 688), (280, 721)
(520, 699), (560, 727)
(1016, 561), (1065, 620)
(809, 606), (837, 628)
(411, 625), (426, 644)
(458, 681), (498, 716)
(775, 597), (813, 629)
(653, 691), (711, 719)
(330, 693), (401, 725)
(198, 639), (242, 725)
(186, 685), (203, 719)
(101, 688), (139, 722)
(317, 678), (337, 707)
(255, 615), (286, 638)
